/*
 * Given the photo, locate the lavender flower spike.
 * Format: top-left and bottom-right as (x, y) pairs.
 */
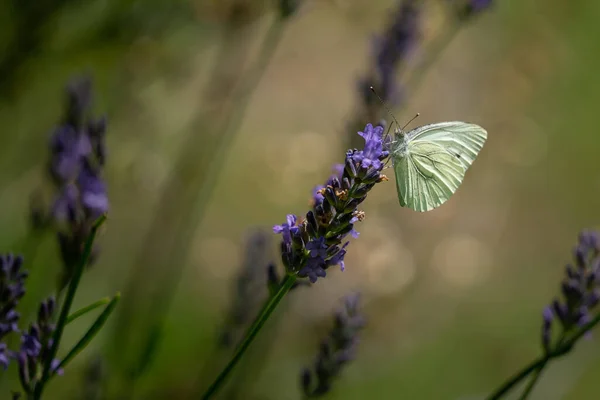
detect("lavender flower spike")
(0, 254), (28, 369)
(273, 123), (389, 283)
(300, 293), (365, 397)
(541, 230), (600, 351)
(14, 296), (63, 394)
(33, 76), (109, 290)
(358, 0), (421, 110)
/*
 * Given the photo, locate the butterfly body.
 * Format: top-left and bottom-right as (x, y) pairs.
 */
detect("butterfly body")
(388, 121), (487, 212)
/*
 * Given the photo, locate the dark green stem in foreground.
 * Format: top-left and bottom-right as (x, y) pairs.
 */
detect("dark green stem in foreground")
(486, 313), (600, 400)
(33, 215), (107, 399)
(516, 331), (565, 400)
(517, 363), (546, 400)
(201, 274), (297, 400)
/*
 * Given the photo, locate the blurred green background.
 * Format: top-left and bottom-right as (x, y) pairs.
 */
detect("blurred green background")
(0, 0), (599, 399)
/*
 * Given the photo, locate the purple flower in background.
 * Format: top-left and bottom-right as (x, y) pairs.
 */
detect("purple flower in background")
(541, 230), (600, 352)
(221, 231), (309, 348)
(0, 254), (28, 365)
(450, 0), (494, 19)
(358, 0), (421, 109)
(78, 160), (109, 218)
(467, 0), (494, 13)
(31, 76), (109, 290)
(300, 294), (365, 397)
(0, 343), (9, 370)
(279, 0), (301, 18)
(273, 123), (388, 283)
(15, 296), (63, 392)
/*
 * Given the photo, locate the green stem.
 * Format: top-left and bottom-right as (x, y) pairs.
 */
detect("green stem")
(33, 214), (107, 399)
(201, 274), (297, 400)
(517, 362), (546, 400)
(517, 330), (567, 400)
(486, 313), (600, 400)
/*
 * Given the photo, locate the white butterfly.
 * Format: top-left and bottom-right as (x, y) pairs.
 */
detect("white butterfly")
(388, 121), (487, 212)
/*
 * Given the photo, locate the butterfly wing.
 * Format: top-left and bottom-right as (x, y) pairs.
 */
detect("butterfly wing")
(408, 121), (487, 169)
(394, 141), (466, 212)
(393, 122), (487, 212)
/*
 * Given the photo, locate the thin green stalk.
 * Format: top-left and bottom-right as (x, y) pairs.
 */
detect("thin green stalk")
(486, 313), (600, 400)
(201, 274), (297, 400)
(517, 363), (546, 400)
(516, 330), (567, 400)
(222, 298), (291, 400)
(33, 214), (107, 399)
(66, 297), (111, 325)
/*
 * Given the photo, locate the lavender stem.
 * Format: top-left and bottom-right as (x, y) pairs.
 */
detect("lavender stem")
(486, 312), (600, 400)
(517, 363), (546, 400)
(33, 214), (107, 399)
(201, 273), (297, 400)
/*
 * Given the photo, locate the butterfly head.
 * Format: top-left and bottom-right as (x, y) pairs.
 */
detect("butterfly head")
(368, 86), (419, 144)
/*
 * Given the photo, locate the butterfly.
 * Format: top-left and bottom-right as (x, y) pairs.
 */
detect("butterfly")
(371, 88), (488, 212)
(387, 121), (487, 212)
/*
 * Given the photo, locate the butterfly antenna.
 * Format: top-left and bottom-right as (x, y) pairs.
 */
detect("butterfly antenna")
(384, 119), (395, 138)
(369, 86), (401, 130)
(401, 113), (420, 131)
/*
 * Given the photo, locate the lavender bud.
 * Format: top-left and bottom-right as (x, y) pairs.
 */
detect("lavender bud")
(323, 187), (338, 209)
(344, 157), (357, 178)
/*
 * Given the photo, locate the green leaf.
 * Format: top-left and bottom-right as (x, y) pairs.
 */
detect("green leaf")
(66, 297), (111, 325)
(59, 292), (121, 370)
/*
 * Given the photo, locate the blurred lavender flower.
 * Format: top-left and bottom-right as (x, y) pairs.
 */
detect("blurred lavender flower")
(451, 0), (494, 19)
(279, 0), (301, 18)
(221, 230), (309, 347)
(541, 230), (600, 352)
(300, 293), (365, 397)
(358, 0), (421, 113)
(82, 356), (107, 400)
(220, 230), (271, 347)
(31, 76), (109, 290)
(0, 254), (28, 369)
(15, 296), (63, 393)
(273, 123), (388, 283)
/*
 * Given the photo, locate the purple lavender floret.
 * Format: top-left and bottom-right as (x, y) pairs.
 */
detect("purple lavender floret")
(351, 124), (388, 170)
(273, 123), (388, 283)
(0, 254), (28, 370)
(300, 293), (365, 397)
(14, 296), (63, 392)
(541, 230), (600, 352)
